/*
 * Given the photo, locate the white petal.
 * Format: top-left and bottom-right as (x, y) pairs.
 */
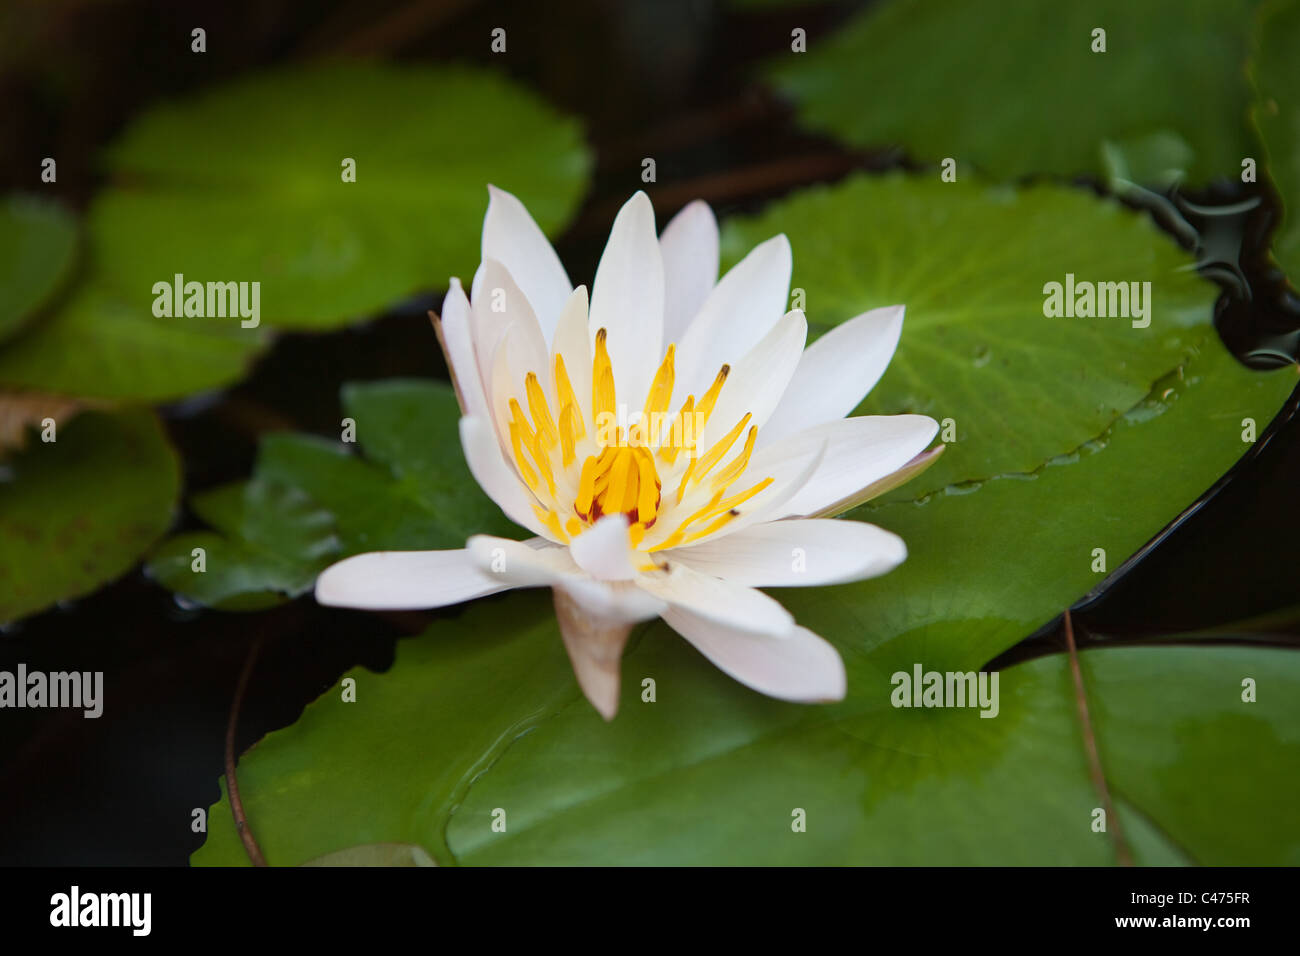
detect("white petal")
(758, 305), (906, 447)
(588, 191), (664, 411)
(663, 606), (846, 703)
(315, 549), (509, 610)
(659, 200), (719, 344)
(550, 285), (593, 425)
(751, 415), (939, 520)
(667, 518), (906, 587)
(434, 278), (490, 421)
(569, 514), (637, 581)
(673, 233), (791, 404)
(482, 185), (573, 341)
(459, 416), (552, 539)
(466, 535), (578, 586)
(809, 444), (945, 517)
(471, 259), (549, 402)
(636, 562), (795, 637)
(692, 308), (806, 453)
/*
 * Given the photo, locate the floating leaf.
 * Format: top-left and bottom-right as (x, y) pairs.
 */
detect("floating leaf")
(147, 380), (516, 609)
(147, 479), (340, 612)
(194, 598), (1298, 865)
(721, 174), (1219, 495)
(90, 63), (592, 330)
(1251, 0), (1300, 281)
(0, 279), (266, 402)
(0, 409), (179, 623)
(768, 0), (1256, 183)
(0, 194), (77, 344)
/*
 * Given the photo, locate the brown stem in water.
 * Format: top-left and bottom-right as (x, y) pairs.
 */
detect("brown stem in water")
(1064, 609), (1132, 866)
(225, 639), (268, 867)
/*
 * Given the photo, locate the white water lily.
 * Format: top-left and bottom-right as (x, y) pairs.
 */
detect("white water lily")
(316, 188), (941, 719)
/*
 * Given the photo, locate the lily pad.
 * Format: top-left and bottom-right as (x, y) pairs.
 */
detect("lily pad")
(90, 63), (592, 330)
(0, 194), (77, 344)
(1251, 0), (1300, 281)
(0, 408), (180, 623)
(193, 607), (1298, 865)
(147, 380), (517, 609)
(721, 174), (1219, 496)
(146, 479), (341, 612)
(768, 0), (1256, 183)
(0, 279), (266, 402)
(193, 304), (1297, 864)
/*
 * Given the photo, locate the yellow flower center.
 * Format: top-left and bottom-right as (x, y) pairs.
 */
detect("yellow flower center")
(504, 327), (771, 557)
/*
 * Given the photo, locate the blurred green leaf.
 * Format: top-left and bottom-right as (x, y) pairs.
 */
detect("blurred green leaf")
(1252, 0), (1300, 281)
(147, 379), (517, 610)
(0, 279), (266, 402)
(721, 174), (1218, 496)
(0, 409), (179, 623)
(0, 194), (77, 344)
(90, 62), (592, 330)
(768, 0), (1256, 183)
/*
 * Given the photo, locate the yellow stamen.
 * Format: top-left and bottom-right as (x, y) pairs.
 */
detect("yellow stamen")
(606, 449), (633, 516)
(533, 504), (568, 543)
(671, 488), (725, 541)
(695, 364), (729, 428)
(565, 516), (582, 538)
(673, 511), (738, 548)
(690, 412), (752, 487)
(651, 476), (774, 551)
(553, 353), (585, 439)
(558, 402), (580, 467)
(509, 421), (538, 491)
(659, 395), (695, 465)
(640, 344), (676, 444)
(635, 448), (659, 524)
(525, 373), (558, 448)
(592, 328), (616, 425)
(575, 454), (600, 516)
(573, 443), (661, 525)
(710, 425), (758, 489)
(675, 457), (696, 504)
(532, 432), (556, 497)
(509, 398), (536, 448)
(711, 475), (774, 514)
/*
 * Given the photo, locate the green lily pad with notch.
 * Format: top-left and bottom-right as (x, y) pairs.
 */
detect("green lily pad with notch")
(147, 379), (518, 610)
(90, 62), (592, 330)
(721, 173), (1220, 496)
(768, 0), (1257, 184)
(0, 194), (77, 344)
(192, 289), (1298, 864)
(1251, 0), (1300, 283)
(0, 408), (180, 623)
